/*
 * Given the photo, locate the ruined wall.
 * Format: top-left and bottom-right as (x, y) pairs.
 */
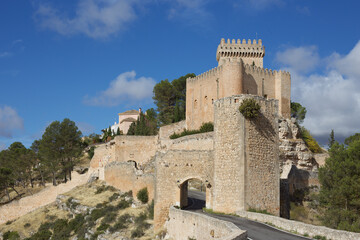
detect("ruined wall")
(166, 207), (247, 240)
(244, 96), (280, 215)
(90, 141), (116, 169)
(104, 161), (155, 202)
(154, 150), (214, 229)
(168, 132), (214, 151)
(213, 95), (280, 216)
(113, 135), (158, 167)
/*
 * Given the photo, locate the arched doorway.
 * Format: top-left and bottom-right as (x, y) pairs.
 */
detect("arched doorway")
(179, 178), (207, 210)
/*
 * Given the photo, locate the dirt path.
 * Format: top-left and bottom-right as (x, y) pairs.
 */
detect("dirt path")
(0, 171), (89, 224)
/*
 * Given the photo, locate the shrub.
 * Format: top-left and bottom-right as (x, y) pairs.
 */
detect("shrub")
(116, 199), (131, 209)
(5, 220), (13, 225)
(52, 219), (71, 240)
(147, 200), (154, 219)
(239, 98), (261, 119)
(300, 127), (323, 153)
(3, 231), (20, 240)
(88, 146), (95, 159)
(124, 190), (133, 197)
(68, 214), (86, 234)
(109, 222), (125, 233)
(102, 212), (117, 224)
(90, 208), (107, 221)
(26, 230), (52, 240)
(131, 226), (145, 238)
(170, 122), (214, 139)
(137, 188), (149, 204)
(97, 223), (110, 232)
(109, 193), (120, 202)
(199, 122), (214, 132)
(24, 223), (31, 228)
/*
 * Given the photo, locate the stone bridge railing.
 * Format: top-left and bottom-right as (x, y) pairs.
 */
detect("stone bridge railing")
(166, 207), (247, 240)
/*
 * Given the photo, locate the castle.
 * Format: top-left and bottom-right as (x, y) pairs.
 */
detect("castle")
(89, 38), (293, 231)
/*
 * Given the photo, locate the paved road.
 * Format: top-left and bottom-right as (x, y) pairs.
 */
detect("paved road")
(185, 190), (311, 240)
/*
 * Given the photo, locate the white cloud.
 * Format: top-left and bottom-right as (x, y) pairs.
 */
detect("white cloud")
(0, 106), (24, 138)
(84, 71), (156, 106)
(77, 122), (95, 135)
(34, 0), (138, 39)
(0, 52), (13, 58)
(234, 0), (284, 10)
(167, 0), (210, 25)
(278, 41), (360, 144)
(276, 45), (319, 74)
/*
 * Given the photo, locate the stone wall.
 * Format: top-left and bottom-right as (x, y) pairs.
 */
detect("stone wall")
(159, 120), (186, 139)
(166, 207), (247, 240)
(90, 141), (116, 168)
(244, 96), (280, 215)
(154, 150), (214, 229)
(104, 161), (155, 202)
(113, 135), (158, 167)
(168, 132), (214, 151)
(213, 95), (280, 215)
(236, 211), (360, 240)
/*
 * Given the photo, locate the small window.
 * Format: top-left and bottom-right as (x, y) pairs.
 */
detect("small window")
(264, 94), (268, 99)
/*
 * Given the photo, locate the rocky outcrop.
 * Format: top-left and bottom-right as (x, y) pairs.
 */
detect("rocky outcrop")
(278, 118), (319, 172)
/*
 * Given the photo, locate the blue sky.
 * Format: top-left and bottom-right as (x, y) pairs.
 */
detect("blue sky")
(0, 0), (359, 149)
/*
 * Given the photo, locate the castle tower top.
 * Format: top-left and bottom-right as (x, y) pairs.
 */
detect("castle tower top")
(216, 38), (265, 68)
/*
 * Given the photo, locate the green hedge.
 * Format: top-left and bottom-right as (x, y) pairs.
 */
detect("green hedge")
(170, 122), (214, 139)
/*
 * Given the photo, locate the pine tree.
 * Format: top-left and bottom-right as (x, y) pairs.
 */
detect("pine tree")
(328, 129), (335, 148)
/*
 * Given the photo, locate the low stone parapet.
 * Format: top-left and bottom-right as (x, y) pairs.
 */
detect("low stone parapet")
(166, 207), (247, 240)
(236, 211), (360, 240)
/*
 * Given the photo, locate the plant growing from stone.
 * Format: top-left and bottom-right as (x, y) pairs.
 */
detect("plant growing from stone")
(239, 98), (261, 119)
(137, 187), (149, 204)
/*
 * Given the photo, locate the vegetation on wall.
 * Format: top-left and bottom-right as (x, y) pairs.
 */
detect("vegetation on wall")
(300, 127), (323, 153)
(319, 132), (360, 232)
(169, 122), (214, 139)
(239, 98), (261, 119)
(153, 73), (195, 125)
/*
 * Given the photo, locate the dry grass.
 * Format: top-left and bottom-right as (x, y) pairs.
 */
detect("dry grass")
(0, 185), (47, 204)
(290, 202), (322, 226)
(0, 203), (68, 238)
(0, 180), (157, 239)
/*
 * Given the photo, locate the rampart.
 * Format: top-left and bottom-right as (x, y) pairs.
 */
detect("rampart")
(212, 95), (280, 215)
(217, 38), (265, 67)
(166, 207), (247, 240)
(154, 150), (214, 229)
(104, 161), (155, 202)
(158, 120), (186, 139)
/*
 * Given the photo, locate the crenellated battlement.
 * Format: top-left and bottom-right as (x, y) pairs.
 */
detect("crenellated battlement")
(243, 63), (290, 77)
(216, 38), (265, 63)
(187, 65), (223, 83)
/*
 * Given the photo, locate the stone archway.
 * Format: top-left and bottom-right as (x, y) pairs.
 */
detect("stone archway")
(179, 178), (207, 210)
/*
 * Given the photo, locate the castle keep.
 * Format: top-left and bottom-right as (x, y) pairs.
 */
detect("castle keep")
(186, 38), (291, 130)
(89, 38), (293, 231)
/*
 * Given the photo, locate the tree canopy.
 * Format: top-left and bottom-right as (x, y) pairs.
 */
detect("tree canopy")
(291, 101), (307, 124)
(152, 73), (195, 125)
(319, 133), (360, 232)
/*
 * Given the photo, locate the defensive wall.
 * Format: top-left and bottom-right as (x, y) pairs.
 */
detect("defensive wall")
(104, 161), (155, 202)
(166, 207), (247, 240)
(154, 95), (280, 229)
(186, 38), (290, 130)
(212, 95), (280, 215)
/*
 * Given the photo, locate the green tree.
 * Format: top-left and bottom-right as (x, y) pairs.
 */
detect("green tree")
(319, 135), (360, 232)
(345, 133), (360, 146)
(291, 101), (307, 124)
(31, 140), (46, 186)
(328, 129), (335, 148)
(127, 109), (158, 136)
(153, 73), (195, 125)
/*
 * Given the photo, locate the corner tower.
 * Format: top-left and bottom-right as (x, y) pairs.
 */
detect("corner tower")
(216, 38), (265, 68)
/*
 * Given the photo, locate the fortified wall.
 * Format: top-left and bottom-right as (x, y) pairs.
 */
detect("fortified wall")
(186, 38), (290, 130)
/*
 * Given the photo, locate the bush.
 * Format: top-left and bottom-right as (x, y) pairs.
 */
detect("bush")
(88, 146), (95, 159)
(170, 122), (214, 139)
(137, 188), (149, 204)
(131, 226), (145, 238)
(116, 199), (131, 209)
(97, 223), (110, 232)
(124, 190), (133, 197)
(90, 208), (107, 221)
(147, 200), (154, 219)
(109, 193), (120, 202)
(24, 222), (31, 228)
(239, 98), (261, 119)
(102, 212), (117, 224)
(3, 231), (20, 240)
(300, 127), (323, 153)
(26, 230), (52, 240)
(199, 122), (214, 132)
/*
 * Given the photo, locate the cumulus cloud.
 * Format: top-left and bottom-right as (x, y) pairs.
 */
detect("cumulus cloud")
(0, 106), (24, 138)
(167, 0), (211, 25)
(234, 0), (284, 10)
(276, 45), (319, 74)
(34, 0), (138, 39)
(84, 71), (156, 106)
(277, 41), (360, 145)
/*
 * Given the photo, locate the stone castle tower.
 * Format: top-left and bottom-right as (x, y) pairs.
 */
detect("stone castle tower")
(186, 38), (291, 130)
